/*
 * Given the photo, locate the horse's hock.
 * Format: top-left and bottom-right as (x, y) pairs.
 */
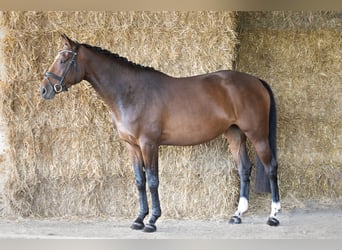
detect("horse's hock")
(0, 11), (341, 219)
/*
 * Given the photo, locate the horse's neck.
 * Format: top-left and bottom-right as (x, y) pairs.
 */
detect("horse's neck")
(82, 49), (143, 112)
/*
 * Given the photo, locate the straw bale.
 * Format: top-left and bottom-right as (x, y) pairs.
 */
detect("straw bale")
(236, 11), (342, 205)
(0, 11), (240, 218)
(238, 11), (342, 31)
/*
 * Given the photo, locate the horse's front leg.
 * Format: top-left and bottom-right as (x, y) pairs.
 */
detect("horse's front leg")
(141, 141), (161, 233)
(126, 143), (149, 230)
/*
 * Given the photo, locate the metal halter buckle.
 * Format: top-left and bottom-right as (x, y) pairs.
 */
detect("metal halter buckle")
(53, 83), (64, 93)
(44, 49), (78, 93)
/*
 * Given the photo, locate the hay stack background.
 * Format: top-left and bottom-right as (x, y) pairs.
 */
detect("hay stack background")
(236, 11), (342, 207)
(0, 11), (239, 218)
(0, 11), (341, 219)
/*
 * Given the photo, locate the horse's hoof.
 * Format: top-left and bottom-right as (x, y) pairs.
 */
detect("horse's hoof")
(267, 217), (280, 226)
(131, 221), (145, 230)
(229, 216), (242, 224)
(143, 223), (157, 233)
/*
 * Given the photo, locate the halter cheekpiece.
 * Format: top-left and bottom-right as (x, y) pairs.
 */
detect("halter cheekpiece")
(44, 49), (78, 93)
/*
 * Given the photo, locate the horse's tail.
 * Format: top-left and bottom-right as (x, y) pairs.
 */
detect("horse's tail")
(254, 79), (277, 193)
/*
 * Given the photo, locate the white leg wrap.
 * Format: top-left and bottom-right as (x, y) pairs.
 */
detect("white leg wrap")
(234, 197), (249, 217)
(270, 201), (281, 218)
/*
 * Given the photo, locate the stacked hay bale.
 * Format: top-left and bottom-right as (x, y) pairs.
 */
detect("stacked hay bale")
(0, 11), (239, 218)
(0, 21), (7, 213)
(236, 11), (342, 208)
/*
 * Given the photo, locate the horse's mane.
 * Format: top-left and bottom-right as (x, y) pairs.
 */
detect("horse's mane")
(81, 43), (157, 72)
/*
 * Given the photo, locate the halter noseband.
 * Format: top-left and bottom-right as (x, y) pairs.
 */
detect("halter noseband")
(44, 49), (78, 93)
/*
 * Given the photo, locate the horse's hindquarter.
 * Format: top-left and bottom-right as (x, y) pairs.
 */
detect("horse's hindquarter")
(158, 71), (238, 146)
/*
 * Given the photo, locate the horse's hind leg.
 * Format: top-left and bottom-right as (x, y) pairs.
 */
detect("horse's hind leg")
(251, 139), (281, 226)
(224, 125), (252, 224)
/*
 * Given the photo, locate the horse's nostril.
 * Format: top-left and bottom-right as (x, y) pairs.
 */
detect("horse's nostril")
(41, 86), (47, 96)
(40, 85), (55, 100)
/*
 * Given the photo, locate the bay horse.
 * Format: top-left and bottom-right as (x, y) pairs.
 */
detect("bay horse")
(40, 34), (281, 232)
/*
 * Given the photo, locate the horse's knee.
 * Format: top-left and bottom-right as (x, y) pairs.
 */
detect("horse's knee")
(133, 164), (146, 190)
(147, 175), (159, 190)
(136, 181), (145, 191)
(146, 168), (159, 190)
(135, 174), (146, 191)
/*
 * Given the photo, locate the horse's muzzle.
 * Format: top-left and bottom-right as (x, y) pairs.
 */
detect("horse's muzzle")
(40, 83), (55, 100)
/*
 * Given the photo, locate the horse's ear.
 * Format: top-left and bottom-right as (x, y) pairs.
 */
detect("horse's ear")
(61, 34), (74, 49)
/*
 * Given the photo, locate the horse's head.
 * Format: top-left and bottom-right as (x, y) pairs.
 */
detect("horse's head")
(40, 34), (83, 99)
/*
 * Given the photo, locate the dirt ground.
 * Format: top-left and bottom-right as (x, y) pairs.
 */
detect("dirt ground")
(0, 207), (341, 239)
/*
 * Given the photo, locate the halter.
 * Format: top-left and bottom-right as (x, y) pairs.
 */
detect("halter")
(44, 49), (78, 93)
